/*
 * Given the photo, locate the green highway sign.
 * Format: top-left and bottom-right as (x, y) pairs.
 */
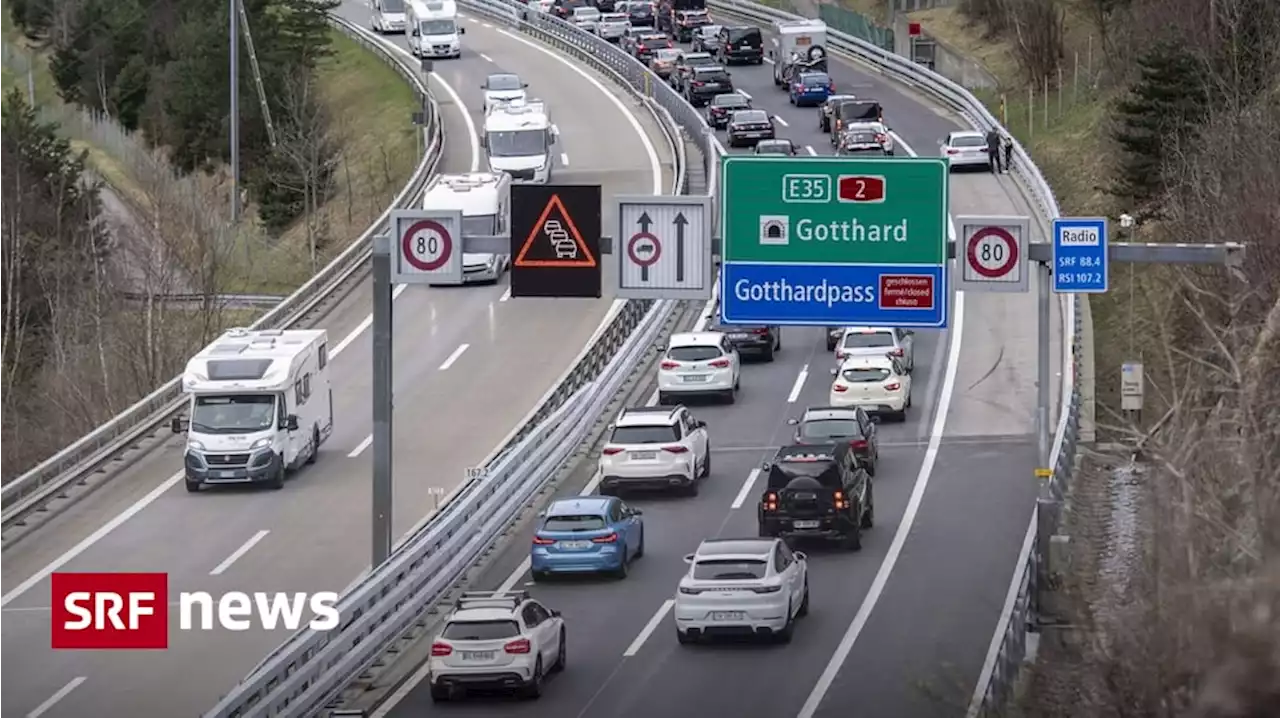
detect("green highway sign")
(719, 155), (950, 328)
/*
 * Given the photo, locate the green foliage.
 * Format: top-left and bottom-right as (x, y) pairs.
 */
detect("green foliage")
(13, 0), (342, 233)
(1109, 41), (1209, 217)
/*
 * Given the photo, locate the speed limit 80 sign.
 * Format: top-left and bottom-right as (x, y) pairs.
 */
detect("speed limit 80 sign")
(954, 215), (1031, 294)
(390, 209), (464, 285)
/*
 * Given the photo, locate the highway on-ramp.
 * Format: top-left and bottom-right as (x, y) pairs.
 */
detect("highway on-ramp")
(0, 12), (673, 717)
(377, 17), (1061, 718)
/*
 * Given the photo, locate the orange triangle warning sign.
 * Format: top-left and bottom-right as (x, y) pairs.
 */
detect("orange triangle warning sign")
(514, 194), (598, 268)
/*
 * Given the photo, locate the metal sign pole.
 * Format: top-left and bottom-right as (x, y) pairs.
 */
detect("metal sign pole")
(1036, 262), (1051, 468)
(371, 234), (395, 567)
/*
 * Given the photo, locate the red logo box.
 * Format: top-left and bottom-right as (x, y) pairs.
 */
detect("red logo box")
(878, 274), (936, 310)
(51, 572), (169, 649)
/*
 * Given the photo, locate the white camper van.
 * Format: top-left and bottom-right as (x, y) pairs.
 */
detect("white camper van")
(422, 172), (512, 284)
(173, 328), (333, 492)
(407, 0), (464, 59)
(482, 99), (557, 184)
(371, 0), (407, 33)
(770, 18), (828, 87)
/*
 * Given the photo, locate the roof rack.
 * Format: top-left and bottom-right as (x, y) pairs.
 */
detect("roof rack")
(454, 590), (531, 612)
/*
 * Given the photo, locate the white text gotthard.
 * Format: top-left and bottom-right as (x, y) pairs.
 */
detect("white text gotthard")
(795, 218), (909, 243)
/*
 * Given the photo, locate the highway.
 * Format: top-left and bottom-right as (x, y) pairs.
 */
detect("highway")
(377, 16), (1061, 718)
(0, 10), (674, 717)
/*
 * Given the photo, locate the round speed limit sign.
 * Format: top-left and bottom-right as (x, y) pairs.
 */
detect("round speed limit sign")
(965, 226), (1020, 281)
(400, 219), (454, 272)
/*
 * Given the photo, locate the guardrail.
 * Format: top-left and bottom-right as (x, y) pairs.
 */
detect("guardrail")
(1, 15), (443, 531)
(698, 2), (1086, 714)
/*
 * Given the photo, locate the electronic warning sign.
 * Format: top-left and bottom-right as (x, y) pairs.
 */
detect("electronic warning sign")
(510, 184), (602, 298)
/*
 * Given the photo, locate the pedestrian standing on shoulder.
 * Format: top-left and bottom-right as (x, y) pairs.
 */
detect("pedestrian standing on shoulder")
(1002, 134), (1014, 173)
(985, 127), (1003, 173)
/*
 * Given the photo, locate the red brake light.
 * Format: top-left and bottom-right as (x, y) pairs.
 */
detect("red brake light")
(661, 445), (689, 454)
(602, 446), (624, 455)
(505, 638), (532, 654)
(892, 348), (904, 356)
(851, 439), (868, 450)
(884, 382), (901, 391)
(661, 360), (680, 369)
(533, 536), (555, 545)
(431, 642), (452, 656)
(693, 80), (704, 87)
(833, 384), (848, 393)
(875, 133), (887, 143)
(946, 149), (958, 155)
(835, 350), (846, 359)
(751, 328), (770, 335)
(833, 490), (848, 510)
(709, 358), (731, 368)
(763, 491), (778, 511)
(592, 532), (619, 543)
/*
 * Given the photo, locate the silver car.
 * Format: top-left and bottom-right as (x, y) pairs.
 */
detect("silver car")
(597, 12), (630, 41)
(834, 326), (915, 372)
(940, 130), (991, 170)
(570, 6), (601, 33)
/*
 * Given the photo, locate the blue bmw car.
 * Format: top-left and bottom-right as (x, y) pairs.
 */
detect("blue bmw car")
(789, 71), (834, 107)
(530, 496), (645, 579)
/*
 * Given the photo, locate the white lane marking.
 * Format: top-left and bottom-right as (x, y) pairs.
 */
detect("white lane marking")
(773, 115), (789, 127)
(763, 56), (774, 65)
(560, 152), (570, 166)
(347, 435), (373, 458)
(332, 284), (409, 359)
(438, 343), (470, 371)
(967, 512), (1038, 717)
(497, 28), (661, 192)
(730, 468), (762, 510)
(209, 530), (270, 576)
(796, 135), (966, 718)
(26, 677), (86, 718)
(738, 89), (752, 99)
(623, 599), (675, 656)
(479, 52), (494, 62)
(804, 145), (817, 156)
(787, 364), (809, 403)
(482, 22), (493, 29)
(499, 286), (512, 302)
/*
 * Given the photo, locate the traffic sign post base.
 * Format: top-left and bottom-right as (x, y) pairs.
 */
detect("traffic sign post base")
(371, 234), (395, 568)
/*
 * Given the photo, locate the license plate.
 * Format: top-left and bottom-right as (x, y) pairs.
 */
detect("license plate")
(682, 375), (709, 383)
(729, 333), (750, 340)
(461, 650), (495, 661)
(792, 492), (815, 500)
(794, 520), (820, 529)
(217, 470), (236, 478)
(711, 611), (745, 621)
(630, 451), (658, 460)
(704, 83), (720, 88)
(559, 540), (591, 549)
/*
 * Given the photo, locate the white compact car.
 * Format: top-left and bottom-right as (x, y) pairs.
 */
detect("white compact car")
(674, 538), (809, 644)
(427, 591), (566, 702)
(596, 12), (630, 41)
(657, 331), (741, 405)
(598, 405), (711, 496)
(834, 326), (915, 372)
(480, 72), (527, 114)
(828, 355), (912, 420)
(844, 121), (896, 154)
(570, 5), (601, 32)
(940, 129), (991, 170)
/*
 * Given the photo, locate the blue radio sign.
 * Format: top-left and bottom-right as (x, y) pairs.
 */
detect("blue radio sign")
(1052, 217), (1109, 294)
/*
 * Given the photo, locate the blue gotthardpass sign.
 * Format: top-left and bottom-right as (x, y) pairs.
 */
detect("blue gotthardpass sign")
(720, 263), (947, 327)
(1052, 218), (1109, 294)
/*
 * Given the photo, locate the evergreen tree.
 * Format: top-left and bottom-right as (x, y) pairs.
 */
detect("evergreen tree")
(1109, 41), (1209, 217)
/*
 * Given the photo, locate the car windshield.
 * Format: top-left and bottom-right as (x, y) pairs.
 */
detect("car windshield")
(382, 0), (406, 11)
(727, 27), (758, 42)
(542, 514), (608, 531)
(601, 13), (626, 21)
(770, 460), (836, 484)
(486, 74), (522, 91)
(692, 559), (768, 580)
(711, 94), (748, 108)
(686, 54), (715, 66)
(668, 345), (722, 362)
(844, 131), (879, 145)
(757, 142), (790, 154)
(734, 110), (768, 123)
(461, 214), (496, 235)
(441, 620), (521, 640)
(842, 332), (893, 348)
(420, 19), (456, 35)
(841, 367), (892, 382)
(655, 48), (680, 61)
(487, 129), (547, 157)
(610, 424), (680, 444)
(801, 73), (830, 87)
(800, 419), (862, 439)
(631, 5), (651, 15)
(951, 134), (986, 147)
(700, 25), (721, 36)
(191, 394), (275, 434)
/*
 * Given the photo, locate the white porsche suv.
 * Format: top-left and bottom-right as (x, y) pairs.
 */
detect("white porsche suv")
(674, 538), (809, 644)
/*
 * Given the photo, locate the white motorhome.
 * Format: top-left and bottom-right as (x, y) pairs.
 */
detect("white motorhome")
(770, 18), (828, 86)
(422, 172), (512, 284)
(482, 99), (558, 184)
(173, 328), (332, 492)
(407, 0), (464, 59)
(371, 0), (407, 33)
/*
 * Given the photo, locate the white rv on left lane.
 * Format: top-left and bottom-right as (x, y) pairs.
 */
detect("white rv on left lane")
(371, 0), (408, 33)
(407, 0), (465, 59)
(173, 328), (333, 492)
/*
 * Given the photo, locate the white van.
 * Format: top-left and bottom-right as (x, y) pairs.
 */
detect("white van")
(482, 99), (558, 184)
(407, 0), (464, 58)
(422, 172), (512, 284)
(173, 328), (333, 492)
(371, 0), (407, 33)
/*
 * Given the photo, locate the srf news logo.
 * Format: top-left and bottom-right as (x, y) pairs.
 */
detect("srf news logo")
(51, 572), (340, 650)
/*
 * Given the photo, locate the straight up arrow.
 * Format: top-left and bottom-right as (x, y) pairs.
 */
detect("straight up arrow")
(637, 212), (653, 281)
(673, 212), (688, 283)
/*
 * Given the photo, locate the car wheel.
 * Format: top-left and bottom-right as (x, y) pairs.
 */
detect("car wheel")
(658, 391), (669, 404)
(776, 603), (795, 643)
(906, 392), (913, 408)
(762, 343), (775, 362)
(553, 630), (567, 672)
(842, 523), (863, 551)
(636, 527), (645, 557)
(865, 457), (877, 477)
(701, 448), (711, 479)
(430, 683), (450, 703)
(267, 460), (285, 490)
(532, 569), (551, 582)
(797, 578), (810, 617)
(306, 427), (320, 465)
(522, 658), (544, 699)
(185, 479), (201, 493)
(861, 491), (875, 529)
(826, 336), (838, 351)
(614, 552), (630, 578)
(677, 628), (694, 645)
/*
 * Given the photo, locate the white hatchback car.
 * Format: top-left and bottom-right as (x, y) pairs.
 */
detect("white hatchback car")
(657, 332), (741, 404)
(428, 591), (565, 702)
(835, 326), (915, 372)
(940, 129), (991, 170)
(829, 355), (912, 420)
(598, 405), (711, 496)
(674, 538), (809, 644)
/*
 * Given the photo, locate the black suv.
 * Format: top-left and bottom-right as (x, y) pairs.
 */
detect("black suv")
(787, 406), (879, 475)
(708, 321), (781, 361)
(829, 99), (883, 141)
(757, 443), (874, 550)
(717, 25), (764, 65)
(684, 65), (733, 106)
(625, 1), (655, 27)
